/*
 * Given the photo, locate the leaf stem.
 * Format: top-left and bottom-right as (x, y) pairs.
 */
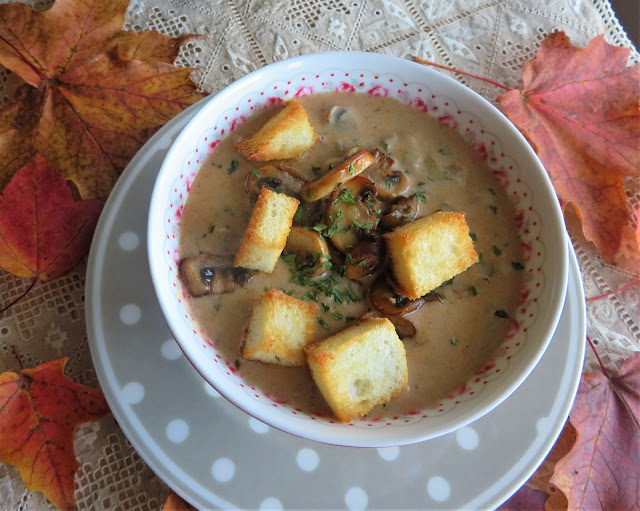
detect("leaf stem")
(586, 279), (640, 302)
(0, 278), (38, 317)
(586, 335), (609, 378)
(412, 57), (511, 91)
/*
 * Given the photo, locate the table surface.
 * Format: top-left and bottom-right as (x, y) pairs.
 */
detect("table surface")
(0, 0), (638, 509)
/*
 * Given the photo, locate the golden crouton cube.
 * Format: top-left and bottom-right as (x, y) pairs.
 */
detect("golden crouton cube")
(305, 318), (408, 422)
(384, 211), (478, 299)
(236, 99), (317, 161)
(243, 289), (319, 366)
(234, 188), (299, 273)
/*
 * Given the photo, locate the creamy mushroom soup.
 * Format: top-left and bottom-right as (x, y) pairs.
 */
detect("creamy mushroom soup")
(178, 92), (525, 418)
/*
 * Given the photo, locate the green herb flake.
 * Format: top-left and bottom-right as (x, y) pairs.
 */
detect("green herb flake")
(478, 252), (484, 264)
(348, 162), (355, 175)
(264, 286), (270, 292)
(385, 177), (394, 189)
(215, 302), (223, 311)
(306, 188), (312, 199)
(318, 318), (330, 330)
(495, 309), (509, 319)
(302, 291), (319, 302)
(345, 316), (356, 323)
(450, 338), (459, 345)
(313, 223), (327, 233)
(282, 253), (297, 264)
(493, 245), (502, 256)
(251, 168), (261, 178)
(322, 261), (333, 270)
(234, 359), (241, 369)
(512, 261), (525, 271)
(227, 159), (239, 175)
(470, 286), (478, 297)
(293, 205), (309, 224)
(339, 265), (347, 277)
(311, 166), (321, 174)
(357, 259), (367, 268)
(469, 233), (477, 241)
(418, 181), (427, 187)
(331, 311), (344, 321)
(415, 191), (427, 203)
(353, 218), (374, 230)
(321, 303), (330, 313)
(489, 205), (498, 214)
(488, 187), (496, 195)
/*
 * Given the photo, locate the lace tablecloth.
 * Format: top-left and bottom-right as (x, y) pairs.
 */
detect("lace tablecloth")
(1, 0), (638, 509)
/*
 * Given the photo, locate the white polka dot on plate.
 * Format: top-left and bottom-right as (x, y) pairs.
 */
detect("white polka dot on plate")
(121, 382), (144, 405)
(377, 446), (399, 461)
(249, 417), (270, 434)
(161, 339), (182, 360)
(536, 416), (551, 436)
(203, 381), (222, 398)
(296, 448), (319, 472)
(118, 231), (139, 251)
(427, 476), (450, 502)
(456, 426), (479, 450)
(259, 497), (283, 510)
(345, 487), (368, 511)
(212, 457), (235, 482)
(119, 304), (141, 325)
(166, 419), (189, 443)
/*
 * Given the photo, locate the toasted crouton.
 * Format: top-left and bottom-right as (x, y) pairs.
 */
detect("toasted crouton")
(236, 99), (317, 160)
(234, 188), (299, 272)
(242, 289), (319, 366)
(384, 211), (478, 299)
(305, 318), (408, 422)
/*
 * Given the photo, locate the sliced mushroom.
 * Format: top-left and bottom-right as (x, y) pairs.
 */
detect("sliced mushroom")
(363, 149), (409, 200)
(179, 254), (255, 297)
(379, 195), (419, 229)
(292, 200), (326, 226)
(369, 276), (425, 316)
(361, 310), (416, 339)
(300, 149), (375, 202)
(245, 164), (306, 198)
(345, 240), (385, 279)
(283, 226), (331, 279)
(325, 176), (383, 253)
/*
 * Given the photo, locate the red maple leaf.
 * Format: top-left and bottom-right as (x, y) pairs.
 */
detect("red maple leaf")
(0, 154), (102, 280)
(497, 32), (640, 264)
(0, 358), (110, 510)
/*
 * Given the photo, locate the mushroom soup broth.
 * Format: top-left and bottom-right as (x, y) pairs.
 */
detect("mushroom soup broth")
(179, 92), (525, 418)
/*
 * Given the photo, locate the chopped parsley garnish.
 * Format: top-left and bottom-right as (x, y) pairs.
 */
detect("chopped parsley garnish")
(251, 168), (261, 178)
(234, 359), (241, 369)
(312, 223), (327, 232)
(478, 252), (484, 264)
(322, 261), (333, 270)
(417, 181), (427, 187)
(493, 245), (502, 256)
(293, 205), (309, 224)
(306, 188), (312, 199)
(311, 166), (321, 174)
(495, 309), (509, 319)
(333, 188), (357, 206)
(469, 233), (477, 241)
(321, 303), (330, 313)
(348, 162), (356, 175)
(326, 213), (345, 237)
(353, 218), (374, 230)
(450, 338), (459, 345)
(385, 177), (395, 189)
(470, 286), (478, 296)
(488, 187), (496, 195)
(489, 205), (498, 214)
(215, 302), (223, 311)
(357, 259), (367, 268)
(415, 191), (427, 203)
(227, 159), (239, 175)
(318, 318), (330, 330)
(331, 311), (344, 321)
(302, 291), (319, 301)
(512, 261), (525, 271)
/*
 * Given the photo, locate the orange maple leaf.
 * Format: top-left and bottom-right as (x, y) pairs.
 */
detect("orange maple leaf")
(550, 351), (640, 510)
(497, 32), (640, 264)
(0, 0), (206, 200)
(0, 155), (102, 280)
(0, 358), (110, 511)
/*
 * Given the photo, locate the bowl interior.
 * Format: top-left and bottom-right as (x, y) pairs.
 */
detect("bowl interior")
(148, 52), (568, 447)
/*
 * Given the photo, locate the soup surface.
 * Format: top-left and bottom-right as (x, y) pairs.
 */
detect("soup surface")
(179, 92), (525, 418)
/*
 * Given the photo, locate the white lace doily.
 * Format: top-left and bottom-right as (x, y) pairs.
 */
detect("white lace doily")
(0, 0), (638, 509)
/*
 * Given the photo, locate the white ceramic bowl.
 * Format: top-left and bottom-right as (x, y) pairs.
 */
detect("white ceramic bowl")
(148, 52), (568, 447)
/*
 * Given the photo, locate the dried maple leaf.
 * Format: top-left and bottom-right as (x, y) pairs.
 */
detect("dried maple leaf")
(163, 492), (198, 510)
(0, 0), (206, 200)
(551, 351), (640, 510)
(0, 358), (110, 511)
(497, 32), (640, 264)
(0, 154), (101, 280)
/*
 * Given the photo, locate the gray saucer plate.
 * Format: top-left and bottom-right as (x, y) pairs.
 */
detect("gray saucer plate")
(86, 98), (586, 510)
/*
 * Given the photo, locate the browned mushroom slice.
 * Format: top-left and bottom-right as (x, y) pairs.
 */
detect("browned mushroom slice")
(369, 276), (424, 316)
(379, 195), (419, 229)
(300, 149), (375, 202)
(283, 226), (331, 279)
(179, 254), (255, 297)
(344, 240), (385, 279)
(360, 310), (416, 339)
(363, 149), (409, 200)
(325, 176), (383, 253)
(245, 164), (306, 198)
